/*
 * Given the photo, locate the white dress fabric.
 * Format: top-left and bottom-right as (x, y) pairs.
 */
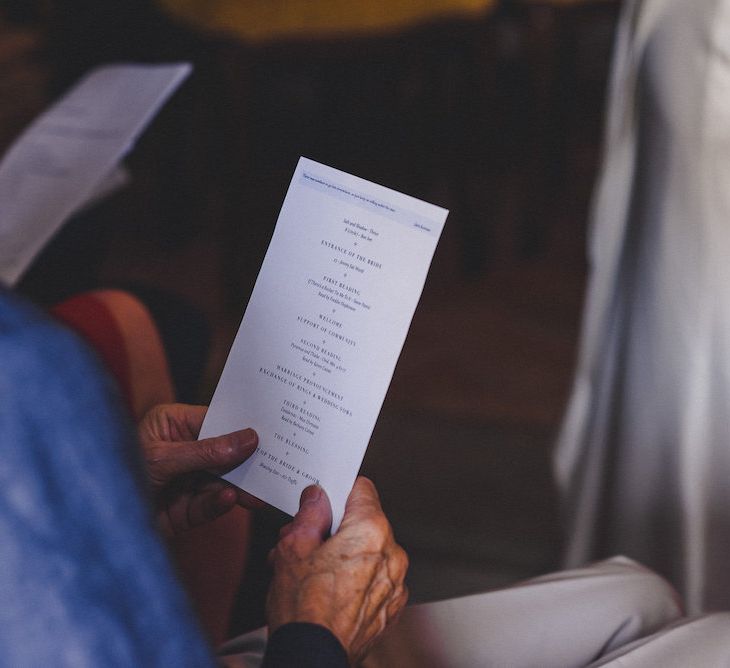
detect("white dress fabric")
(221, 557), (730, 667)
(554, 0), (730, 613)
(362, 556), (684, 668)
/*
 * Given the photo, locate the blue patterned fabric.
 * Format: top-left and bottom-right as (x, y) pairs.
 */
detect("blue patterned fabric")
(0, 289), (215, 667)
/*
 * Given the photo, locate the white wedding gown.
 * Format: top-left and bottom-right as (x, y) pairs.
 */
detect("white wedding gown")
(555, 0), (730, 613)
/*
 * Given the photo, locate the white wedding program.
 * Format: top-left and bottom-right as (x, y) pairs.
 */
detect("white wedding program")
(201, 158), (447, 529)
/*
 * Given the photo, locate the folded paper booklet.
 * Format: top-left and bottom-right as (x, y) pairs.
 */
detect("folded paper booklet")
(201, 157), (447, 530)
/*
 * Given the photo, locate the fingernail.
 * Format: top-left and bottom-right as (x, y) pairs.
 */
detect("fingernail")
(234, 428), (258, 453)
(301, 485), (322, 505)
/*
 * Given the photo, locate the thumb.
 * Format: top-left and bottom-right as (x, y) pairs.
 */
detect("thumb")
(285, 485), (333, 553)
(146, 428), (258, 485)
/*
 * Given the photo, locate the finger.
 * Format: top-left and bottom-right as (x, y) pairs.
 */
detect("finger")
(339, 477), (387, 531)
(294, 485), (332, 530)
(199, 429), (259, 475)
(281, 485), (332, 555)
(346, 477), (383, 514)
(386, 542), (409, 583)
(160, 484), (235, 535)
(148, 428), (258, 484)
(178, 404), (209, 439)
(350, 586), (396, 664)
(187, 477), (264, 510)
(185, 487), (239, 528)
(354, 610), (390, 663)
(387, 584), (409, 621)
(237, 489), (267, 510)
(141, 404), (208, 442)
(353, 582), (409, 662)
(360, 555), (406, 623)
(363, 573), (397, 623)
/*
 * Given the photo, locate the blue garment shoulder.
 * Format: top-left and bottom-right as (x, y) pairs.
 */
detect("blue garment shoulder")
(0, 289), (216, 667)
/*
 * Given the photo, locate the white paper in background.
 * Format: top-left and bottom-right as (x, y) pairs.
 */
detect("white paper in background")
(74, 165), (131, 216)
(0, 62), (191, 286)
(201, 157), (448, 530)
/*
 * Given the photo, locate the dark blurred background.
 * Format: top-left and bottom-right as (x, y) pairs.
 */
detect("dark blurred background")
(1, 0), (620, 632)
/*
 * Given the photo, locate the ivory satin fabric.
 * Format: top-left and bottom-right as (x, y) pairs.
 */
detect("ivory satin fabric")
(554, 0), (730, 613)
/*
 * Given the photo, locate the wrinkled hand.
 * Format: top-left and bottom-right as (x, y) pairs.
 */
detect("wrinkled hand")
(266, 477), (409, 663)
(138, 403), (261, 537)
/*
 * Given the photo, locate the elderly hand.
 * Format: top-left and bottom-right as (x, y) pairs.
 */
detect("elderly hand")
(266, 477), (409, 663)
(138, 403), (262, 537)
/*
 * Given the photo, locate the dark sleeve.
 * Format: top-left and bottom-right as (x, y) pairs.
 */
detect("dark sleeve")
(263, 623), (349, 668)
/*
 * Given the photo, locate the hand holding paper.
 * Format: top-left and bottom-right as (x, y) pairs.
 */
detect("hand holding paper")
(201, 157), (447, 530)
(138, 403), (261, 537)
(267, 477), (409, 663)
